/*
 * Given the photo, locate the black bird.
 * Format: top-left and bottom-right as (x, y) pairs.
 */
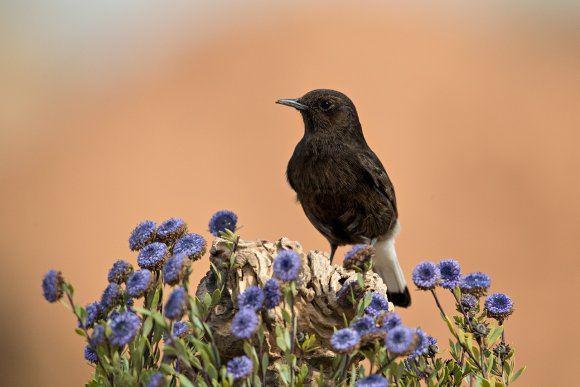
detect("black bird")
(276, 89), (411, 307)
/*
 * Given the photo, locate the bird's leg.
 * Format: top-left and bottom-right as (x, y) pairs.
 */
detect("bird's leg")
(329, 244), (338, 264)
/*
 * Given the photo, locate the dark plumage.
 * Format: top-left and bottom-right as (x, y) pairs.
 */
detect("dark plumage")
(277, 89), (411, 307)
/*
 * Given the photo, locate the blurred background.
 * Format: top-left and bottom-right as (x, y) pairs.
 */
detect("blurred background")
(1, 1), (579, 385)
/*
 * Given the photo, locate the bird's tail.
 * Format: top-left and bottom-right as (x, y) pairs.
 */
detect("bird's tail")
(373, 220), (411, 307)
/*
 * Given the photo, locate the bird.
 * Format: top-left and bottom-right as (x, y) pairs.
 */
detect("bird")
(276, 89), (411, 307)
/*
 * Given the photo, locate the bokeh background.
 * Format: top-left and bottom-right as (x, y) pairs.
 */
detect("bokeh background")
(1, 1), (579, 385)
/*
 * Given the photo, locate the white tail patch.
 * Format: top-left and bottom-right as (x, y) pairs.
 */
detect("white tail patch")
(372, 220), (407, 293)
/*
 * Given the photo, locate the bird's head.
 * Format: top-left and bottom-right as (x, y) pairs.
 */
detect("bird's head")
(276, 89), (363, 137)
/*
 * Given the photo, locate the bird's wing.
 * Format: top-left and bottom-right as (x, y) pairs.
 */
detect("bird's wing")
(357, 150), (398, 219)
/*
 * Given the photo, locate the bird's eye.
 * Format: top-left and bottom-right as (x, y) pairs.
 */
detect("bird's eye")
(319, 100), (333, 111)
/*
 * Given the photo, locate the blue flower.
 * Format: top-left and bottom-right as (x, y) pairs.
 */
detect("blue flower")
(351, 315), (376, 335)
(107, 260), (133, 284)
(126, 270), (154, 298)
(411, 328), (428, 356)
(343, 245), (374, 271)
(84, 345), (98, 364)
(90, 324), (106, 347)
(382, 313), (402, 331)
(109, 312), (140, 346)
(157, 218), (187, 243)
(263, 279), (281, 309)
(237, 286), (264, 311)
(173, 234), (207, 261)
(336, 280), (364, 307)
(163, 320), (191, 341)
(438, 259), (461, 289)
(461, 294), (478, 311)
(146, 373), (166, 387)
(356, 374), (389, 387)
(231, 309), (258, 339)
(165, 287), (188, 320)
(331, 328), (360, 353)
(385, 326), (415, 355)
(138, 242), (169, 270)
(426, 335), (438, 355)
(273, 250), (301, 281)
(460, 272), (491, 296)
(485, 293), (514, 320)
(226, 355), (253, 380)
(365, 292), (389, 317)
(78, 302), (100, 329)
(100, 283), (123, 312)
(129, 220), (156, 251)
(163, 254), (190, 286)
(208, 210), (238, 236)
(412, 262), (440, 290)
(42, 270), (64, 303)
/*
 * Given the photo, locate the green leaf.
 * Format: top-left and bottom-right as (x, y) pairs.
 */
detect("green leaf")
(142, 317), (153, 337)
(74, 328), (87, 337)
(487, 326), (503, 345)
(131, 306), (152, 316)
(510, 366), (525, 383)
(177, 374), (195, 387)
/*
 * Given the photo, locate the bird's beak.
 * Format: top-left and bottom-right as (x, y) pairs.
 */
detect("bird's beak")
(276, 98), (308, 111)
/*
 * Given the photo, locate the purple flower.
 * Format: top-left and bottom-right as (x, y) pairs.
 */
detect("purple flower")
(237, 286), (264, 311)
(157, 218), (187, 243)
(109, 312), (140, 346)
(100, 283), (123, 312)
(107, 260), (133, 284)
(231, 309), (258, 339)
(42, 270), (64, 303)
(138, 242), (169, 270)
(460, 272), (491, 296)
(263, 279), (281, 309)
(412, 262), (440, 290)
(129, 220), (156, 251)
(90, 325), (106, 347)
(485, 293), (514, 320)
(208, 210), (238, 236)
(165, 287), (188, 320)
(438, 259), (461, 289)
(226, 356), (253, 380)
(356, 375), (389, 387)
(331, 328), (360, 353)
(126, 270), (154, 298)
(411, 328), (428, 356)
(79, 302), (101, 329)
(382, 313), (402, 331)
(84, 345), (98, 364)
(273, 250), (301, 281)
(365, 292), (389, 317)
(385, 326), (415, 354)
(163, 320), (191, 341)
(146, 373), (166, 387)
(173, 234), (206, 261)
(163, 254), (190, 286)
(351, 315), (376, 335)
(461, 294), (478, 310)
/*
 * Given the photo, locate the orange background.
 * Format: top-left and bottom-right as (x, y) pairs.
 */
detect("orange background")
(1, 2), (579, 386)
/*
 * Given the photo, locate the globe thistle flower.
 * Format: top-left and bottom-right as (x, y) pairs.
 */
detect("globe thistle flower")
(100, 283), (123, 313)
(426, 335), (439, 356)
(208, 210), (238, 236)
(84, 345), (98, 364)
(165, 287), (188, 320)
(126, 270), (155, 298)
(146, 373), (166, 387)
(385, 326), (415, 355)
(460, 294), (478, 311)
(226, 355), (253, 380)
(460, 272), (491, 297)
(237, 286), (264, 311)
(231, 308), (258, 339)
(336, 280), (365, 307)
(356, 374), (389, 387)
(351, 315), (376, 335)
(263, 279), (281, 309)
(411, 328), (429, 357)
(412, 262), (440, 290)
(273, 250), (301, 281)
(109, 312), (140, 346)
(42, 269), (64, 303)
(438, 259), (461, 289)
(381, 312), (402, 331)
(365, 292), (389, 317)
(107, 260), (133, 284)
(90, 324), (106, 347)
(173, 234), (206, 261)
(343, 245), (375, 272)
(331, 328), (360, 353)
(163, 320), (191, 341)
(78, 302), (101, 329)
(138, 242), (169, 270)
(129, 220), (156, 251)
(156, 218), (188, 244)
(485, 293), (514, 320)
(163, 254), (191, 286)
